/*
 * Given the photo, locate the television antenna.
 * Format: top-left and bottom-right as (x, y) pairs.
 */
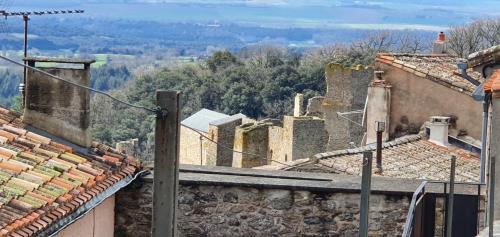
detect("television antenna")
(0, 9), (84, 106)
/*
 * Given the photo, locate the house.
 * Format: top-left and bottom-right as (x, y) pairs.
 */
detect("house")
(179, 108), (250, 166)
(366, 34), (484, 143)
(367, 53), (483, 142)
(0, 57), (141, 237)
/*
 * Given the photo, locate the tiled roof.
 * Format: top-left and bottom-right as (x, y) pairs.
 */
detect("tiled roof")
(487, 69), (500, 94)
(468, 45), (500, 68)
(0, 107), (140, 236)
(258, 134), (479, 183)
(376, 53), (482, 96)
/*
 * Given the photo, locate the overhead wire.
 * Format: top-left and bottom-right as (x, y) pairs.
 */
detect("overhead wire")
(0, 55), (297, 168)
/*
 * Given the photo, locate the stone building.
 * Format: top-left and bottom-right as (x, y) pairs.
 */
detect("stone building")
(305, 63), (373, 150)
(0, 57), (141, 236)
(232, 116), (328, 168)
(179, 108), (251, 166)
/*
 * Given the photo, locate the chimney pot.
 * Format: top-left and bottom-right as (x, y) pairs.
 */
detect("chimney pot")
(432, 32), (448, 54)
(438, 32), (446, 42)
(428, 116), (450, 147)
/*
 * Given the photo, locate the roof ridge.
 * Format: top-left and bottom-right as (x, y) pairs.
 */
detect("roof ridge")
(313, 134), (423, 161)
(377, 53), (459, 58)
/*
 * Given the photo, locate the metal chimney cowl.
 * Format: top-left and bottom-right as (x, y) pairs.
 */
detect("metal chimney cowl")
(428, 116), (451, 147)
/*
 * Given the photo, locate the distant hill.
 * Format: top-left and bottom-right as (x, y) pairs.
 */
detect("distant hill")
(4, 0), (500, 30)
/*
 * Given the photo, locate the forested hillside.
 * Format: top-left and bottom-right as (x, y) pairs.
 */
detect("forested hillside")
(89, 28), (437, 156)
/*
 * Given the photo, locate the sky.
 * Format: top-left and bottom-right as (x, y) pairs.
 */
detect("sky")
(3, 0), (500, 30)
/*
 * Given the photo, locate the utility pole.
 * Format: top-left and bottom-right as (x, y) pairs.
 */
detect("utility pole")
(359, 151), (373, 237)
(0, 10), (84, 107)
(489, 157), (496, 237)
(152, 90), (181, 237)
(375, 121), (385, 172)
(446, 155), (456, 237)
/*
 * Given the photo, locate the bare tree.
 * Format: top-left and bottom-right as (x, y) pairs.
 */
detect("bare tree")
(448, 18), (500, 57)
(396, 31), (432, 54)
(479, 18), (500, 46)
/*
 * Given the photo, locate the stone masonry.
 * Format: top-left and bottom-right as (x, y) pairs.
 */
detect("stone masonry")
(234, 116), (328, 167)
(232, 122), (271, 168)
(115, 175), (408, 237)
(206, 115), (245, 166)
(115, 166), (484, 237)
(23, 57), (95, 147)
(306, 63), (372, 150)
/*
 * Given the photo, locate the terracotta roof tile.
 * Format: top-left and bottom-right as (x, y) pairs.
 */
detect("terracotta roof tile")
(0, 108), (141, 236)
(376, 53), (482, 96)
(491, 69), (500, 96)
(265, 134), (480, 183)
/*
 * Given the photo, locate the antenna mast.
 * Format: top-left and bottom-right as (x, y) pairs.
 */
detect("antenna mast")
(0, 9), (85, 107)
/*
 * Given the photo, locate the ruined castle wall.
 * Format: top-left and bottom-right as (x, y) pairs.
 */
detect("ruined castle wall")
(268, 125), (288, 163)
(232, 123), (270, 168)
(206, 118), (243, 167)
(290, 117), (328, 160)
(306, 64), (373, 150)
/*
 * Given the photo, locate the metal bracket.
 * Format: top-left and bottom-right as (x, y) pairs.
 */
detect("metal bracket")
(154, 106), (168, 118)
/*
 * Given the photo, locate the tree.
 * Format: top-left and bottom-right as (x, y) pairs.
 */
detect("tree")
(206, 50), (240, 72)
(448, 18), (500, 57)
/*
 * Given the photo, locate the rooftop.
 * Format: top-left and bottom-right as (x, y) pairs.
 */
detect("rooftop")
(257, 134), (480, 183)
(181, 108), (230, 133)
(0, 107), (140, 236)
(376, 53), (482, 96)
(468, 44), (500, 69)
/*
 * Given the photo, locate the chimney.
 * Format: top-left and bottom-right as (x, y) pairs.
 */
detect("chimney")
(23, 57), (95, 147)
(293, 93), (304, 117)
(432, 32), (448, 54)
(428, 116), (450, 146)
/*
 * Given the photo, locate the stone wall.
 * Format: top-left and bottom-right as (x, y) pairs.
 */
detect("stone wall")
(206, 116), (243, 166)
(306, 63), (373, 150)
(232, 122), (270, 168)
(115, 166), (484, 237)
(289, 116), (328, 161)
(179, 126), (206, 165)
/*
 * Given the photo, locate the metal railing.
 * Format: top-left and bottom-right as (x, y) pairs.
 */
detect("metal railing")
(401, 180), (484, 237)
(402, 181), (428, 237)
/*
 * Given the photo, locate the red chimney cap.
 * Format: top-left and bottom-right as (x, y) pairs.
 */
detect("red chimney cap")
(438, 32), (446, 41)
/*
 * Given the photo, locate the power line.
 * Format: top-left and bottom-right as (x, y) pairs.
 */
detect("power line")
(0, 56), (295, 169)
(0, 55), (159, 114)
(181, 124), (296, 168)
